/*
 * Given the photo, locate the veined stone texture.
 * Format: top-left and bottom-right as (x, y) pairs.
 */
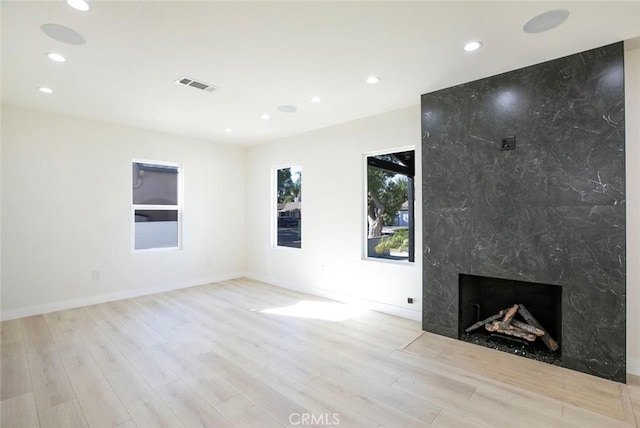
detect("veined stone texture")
(421, 42), (626, 382)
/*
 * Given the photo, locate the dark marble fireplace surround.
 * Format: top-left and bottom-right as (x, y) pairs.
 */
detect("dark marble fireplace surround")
(421, 43), (626, 382)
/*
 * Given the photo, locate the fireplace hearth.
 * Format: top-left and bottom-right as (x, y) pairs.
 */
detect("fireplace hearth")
(458, 274), (562, 364)
(460, 329), (562, 366)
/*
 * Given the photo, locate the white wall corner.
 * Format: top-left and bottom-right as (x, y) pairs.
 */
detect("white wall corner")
(628, 357), (640, 377)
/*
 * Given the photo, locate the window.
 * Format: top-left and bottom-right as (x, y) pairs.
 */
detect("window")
(366, 150), (415, 262)
(132, 161), (181, 250)
(275, 166), (302, 248)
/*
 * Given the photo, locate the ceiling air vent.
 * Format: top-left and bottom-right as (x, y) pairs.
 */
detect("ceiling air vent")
(175, 76), (216, 93)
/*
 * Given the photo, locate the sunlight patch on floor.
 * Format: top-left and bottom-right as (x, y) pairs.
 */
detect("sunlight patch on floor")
(259, 300), (365, 321)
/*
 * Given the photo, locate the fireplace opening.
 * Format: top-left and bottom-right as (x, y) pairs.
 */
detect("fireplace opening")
(458, 274), (562, 365)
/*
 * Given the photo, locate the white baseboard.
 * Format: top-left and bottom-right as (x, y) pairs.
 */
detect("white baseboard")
(628, 357), (640, 377)
(242, 272), (422, 322)
(0, 272), (244, 321)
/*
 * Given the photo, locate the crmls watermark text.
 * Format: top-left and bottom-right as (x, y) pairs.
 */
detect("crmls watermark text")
(289, 412), (340, 426)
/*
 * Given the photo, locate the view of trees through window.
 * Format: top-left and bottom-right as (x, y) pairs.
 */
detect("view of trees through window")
(367, 151), (414, 261)
(276, 166), (302, 248)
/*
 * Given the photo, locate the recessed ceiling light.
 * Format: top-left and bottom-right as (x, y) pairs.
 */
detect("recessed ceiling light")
(310, 96), (321, 103)
(366, 76), (380, 84)
(261, 113), (270, 120)
(66, 0), (90, 12)
(38, 87), (54, 94)
(46, 52), (66, 63)
(41, 24), (86, 45)
(463, 41), (483, 52)
(523, 9), (570, 34)
(277, 105), (298, 113)
(224, 128), (232, 133)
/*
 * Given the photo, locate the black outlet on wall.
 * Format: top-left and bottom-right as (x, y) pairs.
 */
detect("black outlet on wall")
(407, 297), (414, 304)
(501, 136), (516, 151)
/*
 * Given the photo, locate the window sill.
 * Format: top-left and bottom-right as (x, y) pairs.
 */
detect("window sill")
(362, 256), (415, 266)
(133, 246), (182, 253)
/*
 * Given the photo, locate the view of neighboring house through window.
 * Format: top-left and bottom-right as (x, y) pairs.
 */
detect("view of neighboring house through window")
(132, 161), (181, 250)
(276, 166), (302, 248)
(366, 150), (415, 262)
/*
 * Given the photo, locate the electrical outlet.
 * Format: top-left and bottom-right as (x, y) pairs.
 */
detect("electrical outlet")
(501, 136), (516, 151)
(92, 270), (100, 281)
(407, 297), (414, 304)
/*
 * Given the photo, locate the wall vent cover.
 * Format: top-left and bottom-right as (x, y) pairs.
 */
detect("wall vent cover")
(175, 76), (216, 92)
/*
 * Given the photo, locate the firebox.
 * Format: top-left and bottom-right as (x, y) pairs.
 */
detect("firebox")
(458, 274), (562, 364)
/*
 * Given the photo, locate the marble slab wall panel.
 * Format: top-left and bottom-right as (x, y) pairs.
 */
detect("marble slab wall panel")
(421, 42), (626, 382)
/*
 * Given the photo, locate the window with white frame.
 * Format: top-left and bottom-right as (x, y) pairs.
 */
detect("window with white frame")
(132, 161), (181, 250)
(275, 165), (302, 248)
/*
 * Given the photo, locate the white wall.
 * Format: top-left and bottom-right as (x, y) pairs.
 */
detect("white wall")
(625, 39), (640, 376)
(0, 105), (245, 319)
(245, 106), (422, 320)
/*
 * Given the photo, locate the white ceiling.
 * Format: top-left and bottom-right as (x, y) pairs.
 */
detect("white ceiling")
(2, 1), (639, 146)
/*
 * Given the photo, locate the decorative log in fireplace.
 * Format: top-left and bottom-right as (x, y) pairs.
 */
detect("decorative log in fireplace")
(465, 304), (559, 352)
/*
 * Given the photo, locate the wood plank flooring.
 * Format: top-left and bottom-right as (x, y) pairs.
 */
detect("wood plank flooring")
(1, 278), (638, 427)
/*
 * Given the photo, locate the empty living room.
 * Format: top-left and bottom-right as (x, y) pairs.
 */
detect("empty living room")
(2, 1), (640, 427)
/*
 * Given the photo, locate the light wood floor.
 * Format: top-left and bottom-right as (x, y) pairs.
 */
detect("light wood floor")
(1, 278), (638, 428)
